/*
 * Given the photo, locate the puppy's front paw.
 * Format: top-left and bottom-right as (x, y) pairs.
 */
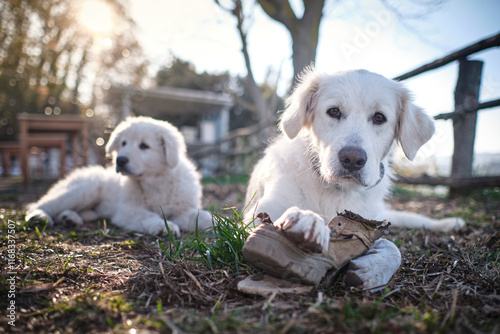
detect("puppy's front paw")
(275, 207), (330, 253)
(26, 209), (54, 227)
(194, 210), (213, 232)
(164, 221), (181, 237)
(148, 219), (181, 237)
(56, 210), (84, 226)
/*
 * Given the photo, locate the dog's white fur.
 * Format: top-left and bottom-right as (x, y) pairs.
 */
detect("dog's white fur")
(245, 69), (465, 291)
(26, 117), (212, 235)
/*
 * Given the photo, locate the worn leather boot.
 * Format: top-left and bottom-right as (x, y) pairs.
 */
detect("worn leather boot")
(242, 211), (390, 286)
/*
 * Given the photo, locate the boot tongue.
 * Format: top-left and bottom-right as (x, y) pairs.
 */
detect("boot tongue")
(338, 210), (390, 229)
(326, 211), (392, 261)
(330, 210), (391, 235)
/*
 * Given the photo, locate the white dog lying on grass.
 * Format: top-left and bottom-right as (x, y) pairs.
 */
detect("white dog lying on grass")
(245, 69), (465, 291)
(26, 117), (212, 236)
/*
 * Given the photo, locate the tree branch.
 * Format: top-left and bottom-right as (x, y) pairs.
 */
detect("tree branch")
(257, 0), (298, 32)
(215, 0), (272, 125)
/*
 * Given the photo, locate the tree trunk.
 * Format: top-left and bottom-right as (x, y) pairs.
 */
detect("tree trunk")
(258, 0), (325, 81)
(290, 0), (324, 80)
(449, 59), (483, 197)
(233, 1), (271, 126)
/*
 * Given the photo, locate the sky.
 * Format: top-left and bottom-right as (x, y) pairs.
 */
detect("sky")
(124, 0), (500, 159)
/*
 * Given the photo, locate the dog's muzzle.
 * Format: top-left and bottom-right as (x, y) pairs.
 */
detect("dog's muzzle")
(337, 147), (385, 189)
(338, 146), (367, 172)
(116, 156), (130, 174)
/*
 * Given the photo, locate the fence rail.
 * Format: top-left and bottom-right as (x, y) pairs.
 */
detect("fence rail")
(393, 32), (500, 81)
(396, 175), (500, 189)
(434, 98), (500, 120)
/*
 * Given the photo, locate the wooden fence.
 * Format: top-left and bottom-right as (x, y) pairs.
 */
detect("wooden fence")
(188, 32), (500, 193)
(393, 31), (500, 195)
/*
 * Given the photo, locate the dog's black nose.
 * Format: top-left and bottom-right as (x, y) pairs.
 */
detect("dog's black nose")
(338, 146), (367, 172)
(116, 156), (129, 167)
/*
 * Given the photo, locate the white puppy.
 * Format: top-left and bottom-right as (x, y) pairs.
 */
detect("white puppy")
(245, 69), (465, 291)
(26, 117), (212, 236)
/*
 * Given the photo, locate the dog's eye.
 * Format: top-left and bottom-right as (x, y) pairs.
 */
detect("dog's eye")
(373, 112), (386, 124)
(139, 143), (150, 150)
(327, 107), (341, 119)
(122, 140), (127, 147)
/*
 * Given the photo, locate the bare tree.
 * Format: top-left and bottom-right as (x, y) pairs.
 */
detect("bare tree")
(215, 0), (277, 127)
(258, 0), (325, 81)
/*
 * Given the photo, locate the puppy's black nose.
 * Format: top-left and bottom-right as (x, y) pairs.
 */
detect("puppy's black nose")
(116, 156), (129, 167)
(338, 146), (367, 172)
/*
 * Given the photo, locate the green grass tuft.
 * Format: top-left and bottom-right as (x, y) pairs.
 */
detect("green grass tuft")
(185, 209), (253, 275)
(157, 207), (254, 274)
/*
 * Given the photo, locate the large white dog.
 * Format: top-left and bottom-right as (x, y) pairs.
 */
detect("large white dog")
(245, 69), (465, 291)
(26, 117), (212, 236)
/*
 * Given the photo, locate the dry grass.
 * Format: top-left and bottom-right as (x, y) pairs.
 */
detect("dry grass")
(0, 181), (499, 333)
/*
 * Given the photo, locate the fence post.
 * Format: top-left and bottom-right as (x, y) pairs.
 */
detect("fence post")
(449, 58), (483, 197)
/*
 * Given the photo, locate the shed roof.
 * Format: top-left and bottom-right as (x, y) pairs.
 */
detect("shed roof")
(104, 85), (233, 118)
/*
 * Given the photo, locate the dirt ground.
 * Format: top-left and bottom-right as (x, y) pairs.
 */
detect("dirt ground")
(0, 180), (499, 333)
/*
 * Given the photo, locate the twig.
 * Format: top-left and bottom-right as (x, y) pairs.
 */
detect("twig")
(159, 262), (177, 291)
(431, 273), (444, 299)
(261, 290), (277, 311)
(160, 316), (185, 334)
(20, 277), (65, 293)
(183, 269), (205, 293)
(279, 316), (297, 334)
(382, 288), (401, 299)
(440, 289), (459, 328)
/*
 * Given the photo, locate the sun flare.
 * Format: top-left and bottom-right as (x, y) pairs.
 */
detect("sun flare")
(80, 0), (113, 33)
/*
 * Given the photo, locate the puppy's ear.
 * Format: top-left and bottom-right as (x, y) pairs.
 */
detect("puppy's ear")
(160, 132), (180, 168)
(396, 85), (435, 160)
(105, 125), (124, 155)
(280, 68), (320, 139)
(106, 118), (135, 154)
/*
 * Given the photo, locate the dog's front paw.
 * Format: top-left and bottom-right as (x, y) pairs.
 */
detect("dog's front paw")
(164, 221), (181, 237)
(193, 210), (213, 232)
(275, 207), (330, 253)
(56, 210), (84, 226)
(434, 217), (466, 232)
(344, 259), (386, 292)
(344, 239), (401, 292)
(147, 219), (181, 237)
(26, 209), (54, 227)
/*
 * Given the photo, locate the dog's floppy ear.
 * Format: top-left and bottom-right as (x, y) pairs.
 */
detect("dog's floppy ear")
(280, 68), (320, 139)
(396, 85), (435, 160)
(105, 123), (125, 155)
(159, 125), (183, 168)
(161, 136), (179, 168)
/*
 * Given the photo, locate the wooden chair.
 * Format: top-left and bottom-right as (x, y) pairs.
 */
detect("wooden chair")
(16, 113), (89, 185)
